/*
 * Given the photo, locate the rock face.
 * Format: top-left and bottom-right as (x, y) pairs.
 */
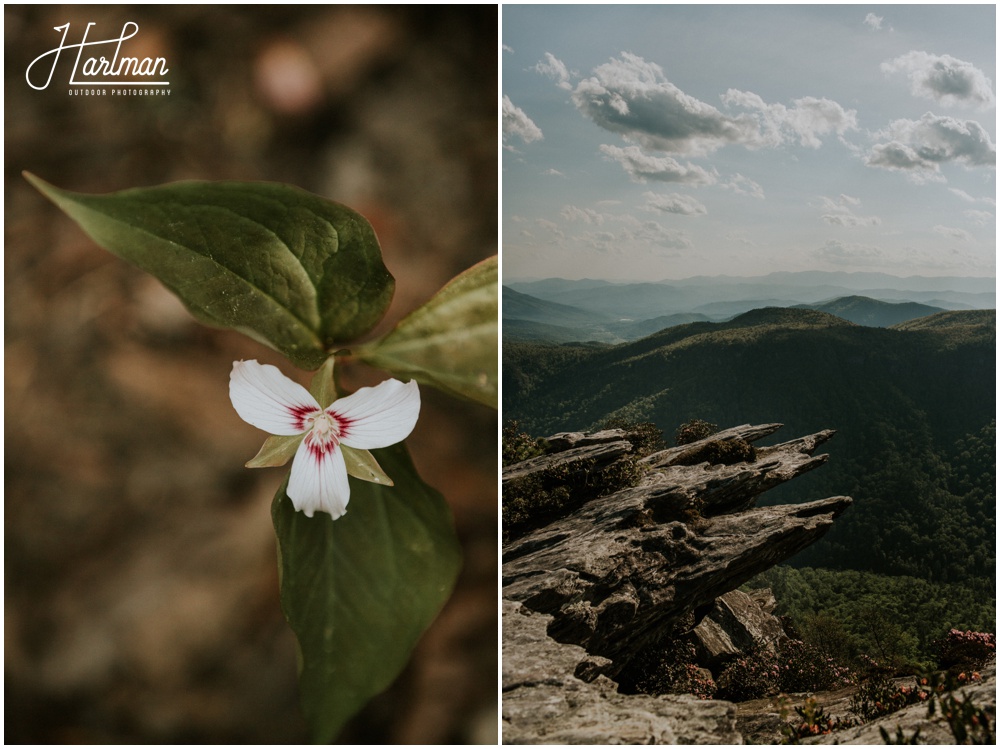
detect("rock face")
(502, 600), (742, 745)
(502, 423), (852, 743)
(692, 589), (787, 669)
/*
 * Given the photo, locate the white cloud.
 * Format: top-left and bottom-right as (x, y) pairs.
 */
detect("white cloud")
(642, 191), (707, 216)
(865, 113), (996, 182)
(725, 230), (756, 247)
(720, 173), (765, 199)
(543, 168), (565, 176)
(622, 220), (692, 251)
(502, 95), (543, 143)
(721, 90), (858, 148)
(822, 213), (882, 228)
(560, 205), (606, 224)
(534, 52), (573, 91)
(574, 220), (691, 256)
(813, 239), (885, 266)
(864, 13), (883, 31)
(950, 190), (995, 206)
(599, 144), (717, 184)
(933, 224), (974, 241)
(577, 230), (621, 254)
(963, 209), (994, 226)
(573, 53), (761, 155)
(818, 194), (881, 227)
(571, 53), (856, 157)
(882, 51), (995, 110)
(535, 218), (564, 238)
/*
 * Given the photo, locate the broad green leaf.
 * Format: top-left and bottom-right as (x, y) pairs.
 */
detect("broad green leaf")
(271, 443), (461, 742)
(25, 173), (393, 370)
(357, 256), (497, 408)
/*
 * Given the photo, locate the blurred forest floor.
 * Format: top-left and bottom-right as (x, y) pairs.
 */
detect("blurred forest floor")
(5, 6), (497, 743)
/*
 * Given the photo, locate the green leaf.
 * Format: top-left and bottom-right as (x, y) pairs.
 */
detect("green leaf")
(341, 446), (393, 486)
(271, 443), (461, 742)
(308, 357), (338, 408)
(246, 434), (302, 468)
(24, 173), (393, 370)
(357, 256), (497, 408)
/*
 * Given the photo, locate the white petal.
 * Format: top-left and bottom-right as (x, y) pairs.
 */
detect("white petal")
(287, 434), (351, 519)
(331, 379), (421, 450)
(229, 360), (320, 435)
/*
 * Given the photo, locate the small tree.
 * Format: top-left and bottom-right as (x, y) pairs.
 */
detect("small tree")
(503, 421), (546, 466)
(600, 418), (666, 457)
(675, 418), (718, 446)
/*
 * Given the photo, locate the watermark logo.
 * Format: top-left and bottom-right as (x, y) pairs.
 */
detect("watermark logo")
(26, 21), (170, 96)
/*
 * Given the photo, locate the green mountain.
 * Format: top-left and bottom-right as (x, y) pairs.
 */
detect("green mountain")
(504, 286), (711, 343)
(502, 286), (613, 327)
(792, 296), (945, 327)
(504, 308), (996, 593)
(893, 309), (997, 332)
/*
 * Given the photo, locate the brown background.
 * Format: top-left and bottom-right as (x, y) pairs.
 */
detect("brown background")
(5, 5), (497, 743)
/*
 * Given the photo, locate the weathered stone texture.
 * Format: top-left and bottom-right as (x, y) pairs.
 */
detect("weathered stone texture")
(503, 423), (854, 744)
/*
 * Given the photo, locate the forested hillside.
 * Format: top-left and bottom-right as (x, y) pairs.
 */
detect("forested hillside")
(791, 296), (945, 327)
(503, 308), (996, 599)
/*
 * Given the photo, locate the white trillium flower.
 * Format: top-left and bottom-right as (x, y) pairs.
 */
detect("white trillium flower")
(229, 359), (420, 519)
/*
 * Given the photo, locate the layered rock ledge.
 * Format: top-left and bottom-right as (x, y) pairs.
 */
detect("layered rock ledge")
(502, 423), (852, 743)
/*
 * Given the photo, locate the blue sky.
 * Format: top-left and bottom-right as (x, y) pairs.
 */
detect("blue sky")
(502, 5), (996, 281)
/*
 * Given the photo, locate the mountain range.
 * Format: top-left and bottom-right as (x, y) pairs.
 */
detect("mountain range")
(504, 271), (995, 343)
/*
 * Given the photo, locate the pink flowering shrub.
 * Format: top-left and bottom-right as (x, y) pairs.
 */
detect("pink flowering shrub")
(717, 648), (782, 701)
(782, 695), (860, 741)
(630, 640), (718, 700)
(849, 673), (928, 721)
(779, 639), (854, 693)
(717, 640), (854, 702)
(934, 629), (996, 671)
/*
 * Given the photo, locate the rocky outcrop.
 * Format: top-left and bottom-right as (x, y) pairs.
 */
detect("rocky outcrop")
(502, 600), (742, 745)
(502, 423), (852, 743)
(501, 433), (632, 485)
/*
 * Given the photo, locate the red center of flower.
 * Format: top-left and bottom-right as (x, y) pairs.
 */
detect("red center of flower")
(287, 404), (319, 432)
(303, 413), (344, 460)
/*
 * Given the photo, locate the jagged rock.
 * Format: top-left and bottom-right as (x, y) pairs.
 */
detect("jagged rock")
(502, 423), (853, 743)
(503, 424), (849, 675)
(545, 429), (629, 453)
(502, 600), (742, 745)
(643, 423), (784, 469)
(692, 589), (787, 669)
(747, 587), (778, 615)
(502, 439), (632, 485)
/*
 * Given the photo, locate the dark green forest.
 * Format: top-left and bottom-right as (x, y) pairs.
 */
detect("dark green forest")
(749, 566), (995, 669)
(503, 308), (996, 631)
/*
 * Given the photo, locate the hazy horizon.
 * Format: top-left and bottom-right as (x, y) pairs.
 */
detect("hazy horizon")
(502, 6), (997, 281)
(504, 268), (998, 285)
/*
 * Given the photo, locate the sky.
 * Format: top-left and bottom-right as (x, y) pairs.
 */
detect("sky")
(501, 5), (996, 281)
